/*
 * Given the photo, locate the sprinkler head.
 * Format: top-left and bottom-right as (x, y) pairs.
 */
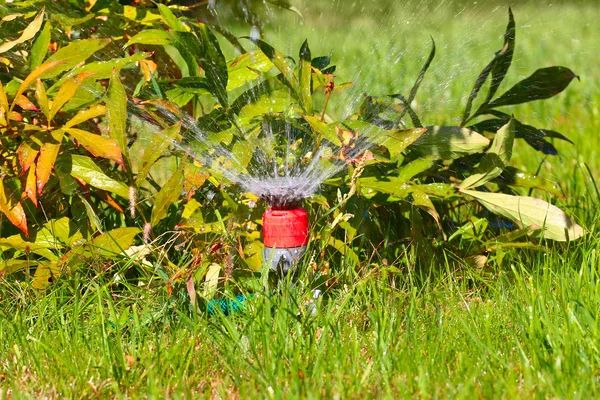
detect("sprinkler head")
(262, 207), (309, 273)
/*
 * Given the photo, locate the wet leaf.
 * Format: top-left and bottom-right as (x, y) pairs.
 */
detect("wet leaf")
(17, 131), (43, 172)
(11, 62), (66, 111)
(24, 166), (37, 207)
(298, 39), (312, 112)
(460, 118), (515, 189)
(135, 121), (181, 187)
(49, 72), (95, 120)
(36, 129), (65, 195)
(410, 189), (441, 230)
(70, 155), (130, 198)
(448, 217), (489, 242)
(496, 167), (563, 198)
(35, 217), (83, 248)
(226, 50), (273, 91)
(64, 104), (106, 129)
(87, 227), (141, 257)
(151, 170), (184, 226)
(35, 79), (49, 119)
(487, 67), (578, 108)
(462, 190), (584, 241)
(29, 20), (51, 70)
(15, 95), (38, 111)
(244, 37), (297, 96)
(66, 128), (124, 166)
(0, 178), (29, 236)
(107, 69), (128, 157)
(0, 7), (45, 54)
(303, 115), (341, 146)
(32, 262), (61, 289)
(49, 53), (150, 92)
(123, 29), (172, 47)
(411, 126), (490, 159)
(42, 38), (111, 79)
(156, 4), (186, 31)
(191, 23), (229, 107)
(202, 263), (221, 299)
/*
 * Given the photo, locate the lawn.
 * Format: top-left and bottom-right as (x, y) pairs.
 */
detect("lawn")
(1, 1), (599, 398)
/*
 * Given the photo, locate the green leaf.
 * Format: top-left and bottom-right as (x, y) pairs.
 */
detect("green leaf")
(136, 121), (181, 187)
(244, 37), (297, 96)
(342, 121), (425, 156)
(411, 126), (490, 160)
(459, 118), (515, 190)
(0, 234), (56, 260)
(123, 29), (172, 47)
(29, 20), (51, 70)
(49, 72), (94, 120)
(226, 50), (273, 91)
(151, 170), (184, 226)
(302, 115), (341, 146)
(156, 4), (186, 31)
(70, 154), (130, 198)
(87, 227), (141, 257)
(462, 190), (584, 242)
(0, 7), (45, 54)
(384, 128), (427, 158)
(487, 67), (579, 108)
(496, 167), (564, 198)
(298, 39), (312, 112)
(34, 217), (83, 249)
(461, 9), (515, 125)
(42, 38), (111, 79)
(448, 217), (489, 242)
(106, 69), (128, 157)
(410, 189), (441, 229)
(196, 23), (228, 102)
(49, 53), (150, 93)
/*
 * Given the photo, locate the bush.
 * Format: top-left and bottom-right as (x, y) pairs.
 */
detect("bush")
(0, 2), (582, 293)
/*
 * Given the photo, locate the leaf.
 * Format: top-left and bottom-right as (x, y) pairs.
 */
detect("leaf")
(410, 189), (441, 230)
(496, 167), (564, 198)
(461, 9), (515, 125)
(24, 166), (37, 207)
(34, 217), (83, 248)
(298, 39), (312, 112)
(0, 81), (8, 114)
(0, 259), (38, 275)
(42, 38), (111, 79)
(156, 4), (186, 31)
(64, 104), (106, 129)
(11, 61), (66, 112)
(482, 9), (515, 105)
(32, 262), (61, 289)
(459, 118), (515, 189)
(487, 67), (579, 108)
(448, 217), (489, 242)
(70, 155), (130, 198)
(0, 178), (29, 236)
(29, 20), (51, 70)
(411, 126), (490, 159)
(462, 190), (584, 241)
(66, 128), (124, 166)
(15, 95), (38, 111)
(49, 72), (95, 120)
(302, 115), (341, 146)
(226, 50), (273, 91)
(191, 23), (229, 107)
(136, 121), (181, 187)
(123, 29), (172, 47)
(202, 263), (221, 299)
(17, 131), (44, 172)
(106, 69), (128, 157)
(49, 53), (151, 93)
(87, 227), (141, 257)
(0, 234), (57, 260)
(0, 7), (45, 54)
(244, 37), (297, 95)
(384, 128), (427, 158)
(36, 129), (65, 195)
(35, 79), (49, 119)
(151, 170), (184, 226)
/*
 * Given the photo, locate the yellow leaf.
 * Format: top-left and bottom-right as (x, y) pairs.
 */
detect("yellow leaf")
(0, 7), (45, 54)
(49, 72), (95, 120)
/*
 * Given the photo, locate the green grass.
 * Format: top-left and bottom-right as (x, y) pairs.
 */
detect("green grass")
(2, 1), (600, 398)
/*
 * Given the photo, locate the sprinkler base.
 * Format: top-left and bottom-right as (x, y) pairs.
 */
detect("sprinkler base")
(264, 246), (306, 273)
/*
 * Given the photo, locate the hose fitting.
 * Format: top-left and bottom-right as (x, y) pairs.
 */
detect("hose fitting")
(262, 207), (309, 273)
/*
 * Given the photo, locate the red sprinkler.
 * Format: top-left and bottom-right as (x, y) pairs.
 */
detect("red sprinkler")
(262, 207), (309, 273)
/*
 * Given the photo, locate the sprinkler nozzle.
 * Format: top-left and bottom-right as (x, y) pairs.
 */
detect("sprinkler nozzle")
(262, 207), (309, 273)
